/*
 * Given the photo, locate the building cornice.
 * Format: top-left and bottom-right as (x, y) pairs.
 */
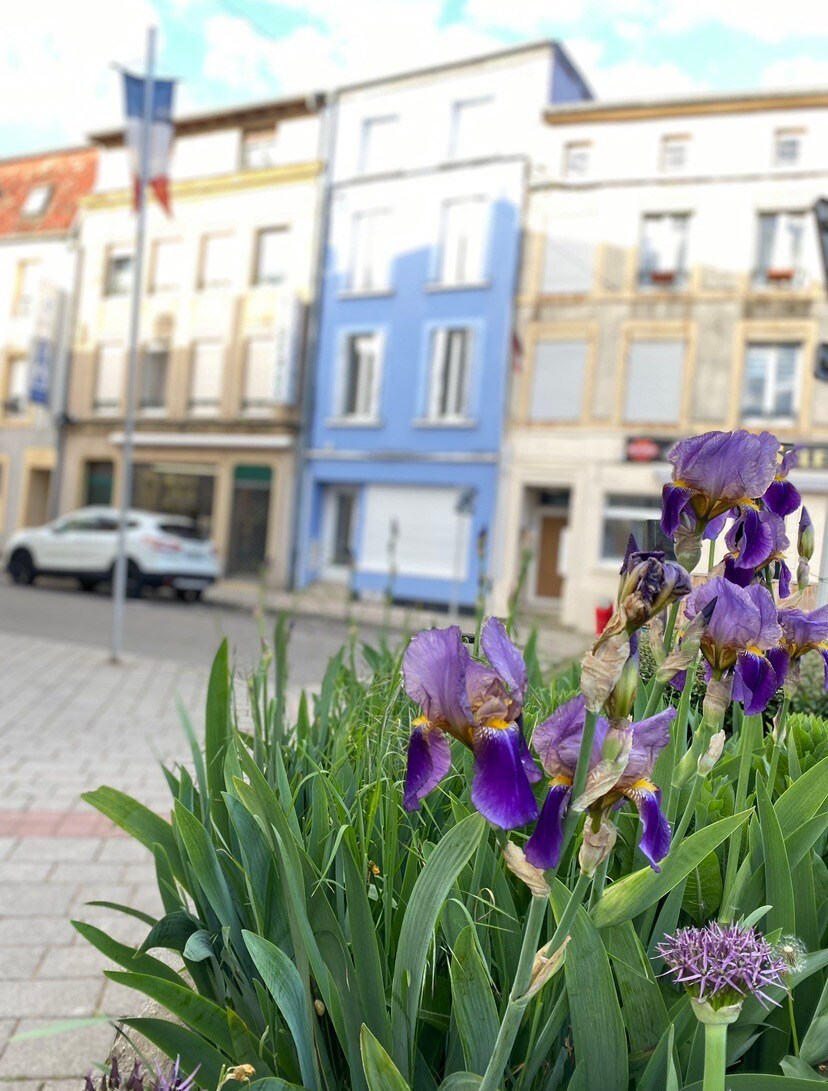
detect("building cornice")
(80, 160), (323, 211)
(545, 90), (828, 125)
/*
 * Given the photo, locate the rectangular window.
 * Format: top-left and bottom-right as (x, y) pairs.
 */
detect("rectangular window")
(200, 233), (234, 289)
(563, 141), (591, 179)
(755, 211), (805, 286)
(439, 197), (487, 285)
(359, 116), (399, 174)
(242, 127), (280, 169)
(774, 128), (803, 166)
(4, 356), (28, 417)
(94, 343), (124, 414)
(340, 332), (381, 420)
(624, 340), (685, 424)
(189, 341), (223, 416)
(349, 210), (390, 292)
(428, 328), (472, 421)
(660, 135), (689, 173)
(639, 213), (689, 288)
(140, 340), (169, 412)
(152, 239), (183, 292)
(601, 494), (669, 562)
(742, 343), (799, 422)
(13, 259), (40, 317)
(84, 460), (114, 505)
(254, 227), (289, 285)
(242, 335), (290, 413)
(529, 340), (588, 422)
(105, 248), (134, 296)
(449, 97), (492, 160)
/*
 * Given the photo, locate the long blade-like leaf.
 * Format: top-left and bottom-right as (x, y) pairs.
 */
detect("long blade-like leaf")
(361, 1025), (411, 1091)
(449, 925), (499, 1076)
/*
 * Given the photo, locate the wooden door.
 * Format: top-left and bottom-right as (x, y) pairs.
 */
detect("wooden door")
(535, 515), (566, 599)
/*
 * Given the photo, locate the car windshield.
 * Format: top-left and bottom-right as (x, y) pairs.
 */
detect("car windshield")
(158, 522), (207, 542)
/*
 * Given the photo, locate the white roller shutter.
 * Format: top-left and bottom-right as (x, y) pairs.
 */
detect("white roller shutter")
(360, 486), (471, 580)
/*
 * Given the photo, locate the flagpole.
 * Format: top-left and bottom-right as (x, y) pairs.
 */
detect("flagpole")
(111, 25), (156, 663)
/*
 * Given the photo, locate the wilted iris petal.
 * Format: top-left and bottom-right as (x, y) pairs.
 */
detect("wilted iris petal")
(403, 722), (452, 811)
(470, 724), (540, 829)
(733, 651), (779, 714)
(628, 785), (671, 870)
(524, 782), (571, 869)
(480, 617), (527, 706)
(661, 483), (692, 537)
(403, 627), (470, 733)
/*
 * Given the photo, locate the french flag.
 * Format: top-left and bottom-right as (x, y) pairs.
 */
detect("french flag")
(123, 71), (175, 215)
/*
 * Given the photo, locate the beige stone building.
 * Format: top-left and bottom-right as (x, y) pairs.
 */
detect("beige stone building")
(61, 95), (323, 585)
(491, 89), (828, 632)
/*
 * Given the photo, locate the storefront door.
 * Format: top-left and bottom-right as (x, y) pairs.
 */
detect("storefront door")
(535, 513), (567, 599)
(226, 466), (273, 577)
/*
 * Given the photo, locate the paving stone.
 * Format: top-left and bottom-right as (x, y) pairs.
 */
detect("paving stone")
(36, 947), (113, 980)
(0, 1019), (114, 1079)
(0, 884), (77, 917)
(0, 918), (76, 947)
(0, 946), (44, 980)
(10, 840), (100, 863)
(0, 979), (102, 1019)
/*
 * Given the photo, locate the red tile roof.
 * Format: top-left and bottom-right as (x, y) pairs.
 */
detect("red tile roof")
(0, 146), (97, 238)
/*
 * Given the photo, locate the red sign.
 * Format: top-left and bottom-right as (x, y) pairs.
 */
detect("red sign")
(625, 437), (672, 463)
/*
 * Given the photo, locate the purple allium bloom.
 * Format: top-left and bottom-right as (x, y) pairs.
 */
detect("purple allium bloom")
(764, 446), (802, 517)
(657, 923), (787, 1009)
(523, 695), (675, 871)
(661, 430), (779, 538)
(684, 578), (782, 714)
(402, 619), (540, 829)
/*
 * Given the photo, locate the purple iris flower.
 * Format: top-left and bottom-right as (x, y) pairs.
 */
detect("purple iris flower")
(402, 619), (541, 829)
(684, 577), (783, 714)
(523, 695), (676, 872)
(661, 430), (780, 538)
(773, 605), (828, 689)
(763, 446), (801, 517)
(723, 508), (792, 595)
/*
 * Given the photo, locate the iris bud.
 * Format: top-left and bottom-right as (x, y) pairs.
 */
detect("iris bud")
(798, 508), (814, 562)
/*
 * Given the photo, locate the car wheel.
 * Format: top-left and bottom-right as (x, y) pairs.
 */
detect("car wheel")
(78, 578), (98, 593)
(107, 561), (144, 599)
(176, 588), (203, 603)
(8, 549), (36, 586)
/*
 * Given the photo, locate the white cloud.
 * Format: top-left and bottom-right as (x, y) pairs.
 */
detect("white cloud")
(661, 0), (828, 42)
(201, 0), (504, 97)
(463, 0), (589, 30)
(761, 56), (828, 89)
(0, 0), (160, 149)
(565, 38), (709, 100)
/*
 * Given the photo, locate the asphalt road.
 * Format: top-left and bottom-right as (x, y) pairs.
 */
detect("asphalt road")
(0, 577), (386, 689)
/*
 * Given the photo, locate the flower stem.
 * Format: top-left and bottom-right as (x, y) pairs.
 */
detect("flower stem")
(720, 712), (762, 922)
(479, 874), (591, 1091)
(788, 987), (800, 1056)
(703, 1021), (728, 1091)
(767, 695), (790, 795)
(708, 538), (716, 572)
(559, 710), (599, 859)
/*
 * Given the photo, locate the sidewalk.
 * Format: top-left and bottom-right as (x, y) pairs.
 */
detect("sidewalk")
(0, 632), (212, 1089)
(205, 578), (589, 667)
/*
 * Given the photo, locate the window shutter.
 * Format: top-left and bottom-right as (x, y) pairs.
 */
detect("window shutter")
(542, 226), (595, 293)
(191, 342), (222, 412)
(624, 340), (685, 424)
(529, 340), (587, 421)
(244, 338), (275, 408)
(429, 329), (448, 418)
(95, 344), (124, 410)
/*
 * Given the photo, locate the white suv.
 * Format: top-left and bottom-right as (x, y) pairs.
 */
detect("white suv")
(3, 506), (221, 600)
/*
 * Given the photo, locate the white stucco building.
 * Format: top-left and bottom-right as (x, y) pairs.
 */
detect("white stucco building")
(491, 88), (828, 632)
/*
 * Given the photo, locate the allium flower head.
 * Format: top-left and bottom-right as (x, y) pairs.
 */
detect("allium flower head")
(657, 923), (787, 1010)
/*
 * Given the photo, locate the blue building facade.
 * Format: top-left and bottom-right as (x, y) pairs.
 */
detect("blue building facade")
(296, 43), (591, 607)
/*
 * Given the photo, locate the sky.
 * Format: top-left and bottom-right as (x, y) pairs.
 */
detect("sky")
(4, 0), (828, 157)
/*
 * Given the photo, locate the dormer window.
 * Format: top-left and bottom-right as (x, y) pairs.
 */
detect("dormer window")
(242, 127), (279, 170)
(660, 135), (689, 173)
(21, 184), (52, 217)
(563, 141), (590, 180)
(774, 128), (803, 167)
